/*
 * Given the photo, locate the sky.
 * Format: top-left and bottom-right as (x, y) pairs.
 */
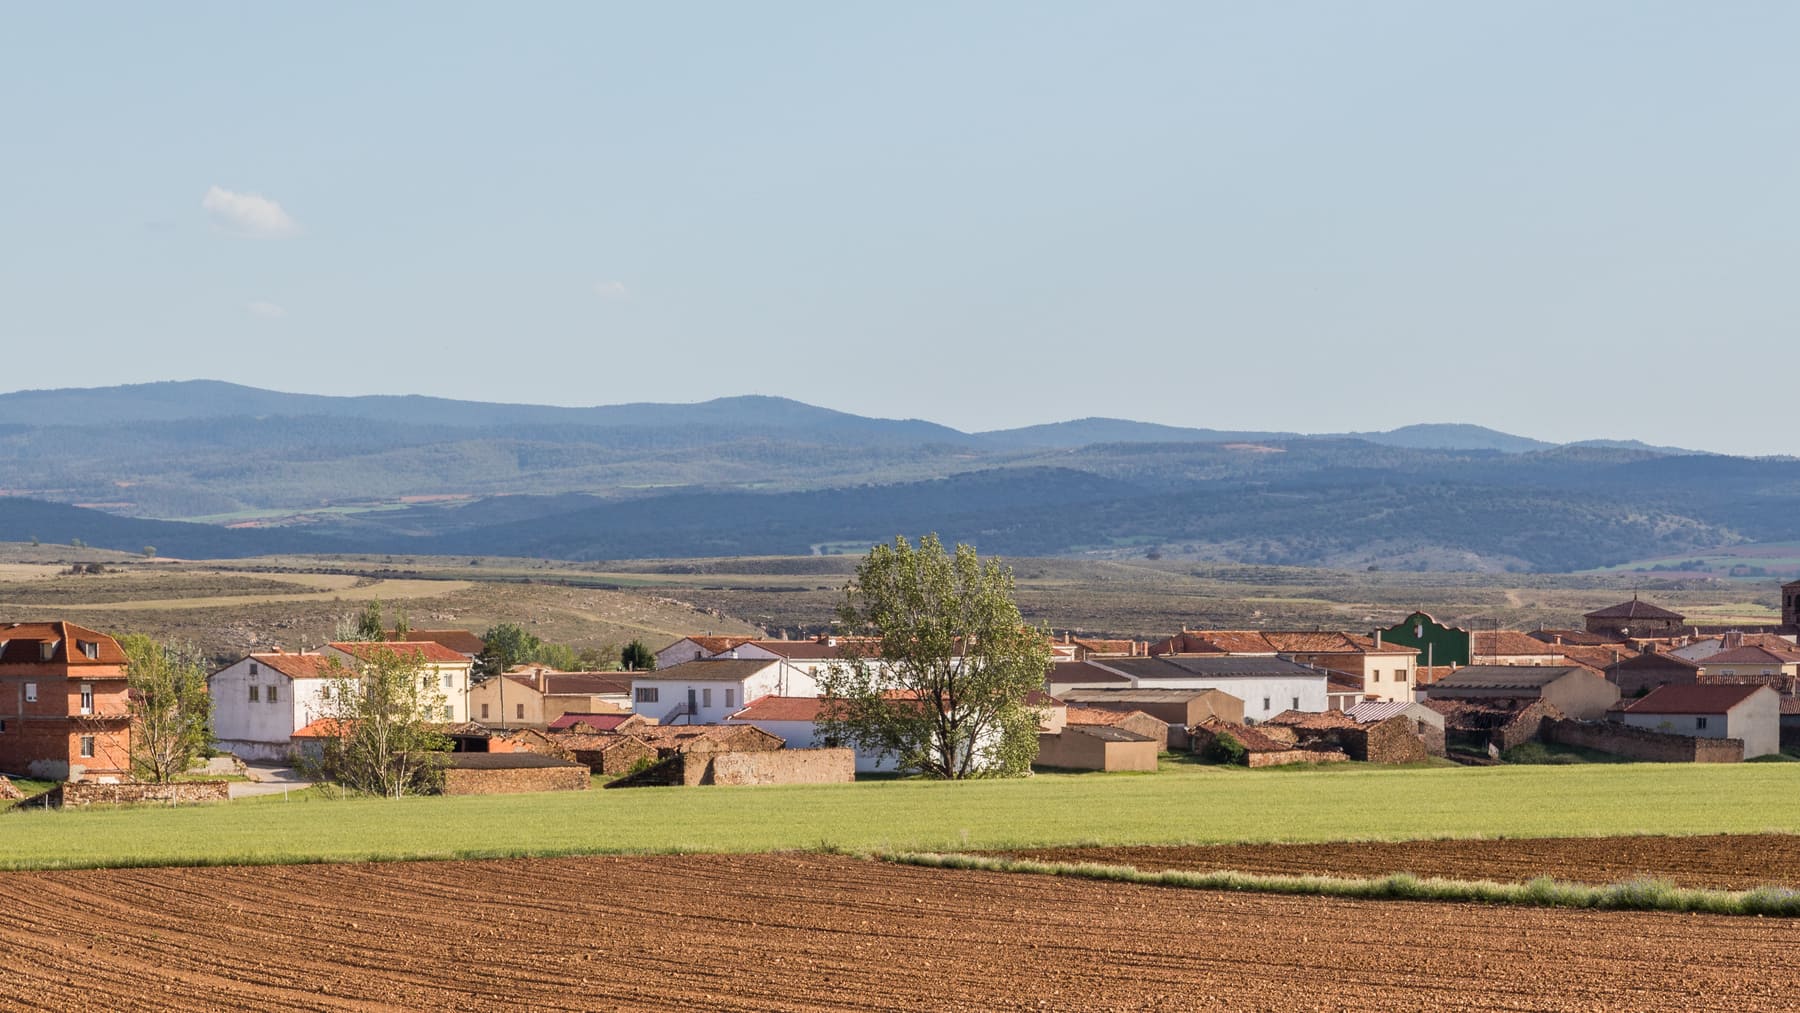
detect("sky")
(4, 3), (1797, 453)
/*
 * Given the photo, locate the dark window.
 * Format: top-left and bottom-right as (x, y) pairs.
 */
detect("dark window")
(481, 703), (490, 719)
(1696, 716), (1709, 729)
(249, 685), (259, 702)
(1262, 697), (1271, 710)
(267, 685), (278, 704)
(250, 662), (260, 675)
(79, 736), (95, 758)
(636, 687), (659, 704)
(516, 703), (525, 719)
(1292, 696), (1300, 710)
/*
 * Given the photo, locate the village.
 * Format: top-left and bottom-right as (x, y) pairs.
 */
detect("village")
(4, 577), (1798, 806)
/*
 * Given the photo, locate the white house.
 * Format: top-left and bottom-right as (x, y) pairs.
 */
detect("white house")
(208, 651), (340, 761)
(1087, 656), (1329, 724)
(630, 657), (784, 725)
(654, 635), (755, 672)
(1620, 683), (1781, 759)
(725, 695), (899, 773)
(322, 640), (475, 724)
(656, 635), (870, 696)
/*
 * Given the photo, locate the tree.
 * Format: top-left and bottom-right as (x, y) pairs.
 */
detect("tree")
(120, 634), (213, 783)
(354, 599), (386, 642)
(305, 646), (450, 798)
(816, 534), (1050, 779)
(142, 545), (157, 559)
(620, 639), (655, 672)
(475, 622), (542, 680)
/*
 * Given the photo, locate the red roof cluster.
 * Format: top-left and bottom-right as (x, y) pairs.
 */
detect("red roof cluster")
(329, 640), (469, 665)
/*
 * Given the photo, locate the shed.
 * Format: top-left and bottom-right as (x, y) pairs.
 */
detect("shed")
(1424, 665), (1620, 720)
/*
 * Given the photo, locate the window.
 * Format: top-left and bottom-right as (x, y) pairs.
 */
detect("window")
(1696, 716), (1710, 730)
(1262, 697), (1271, 710)
(703, 688), (713, 709)
(636, 687), (659, 704)
(79, 640), (98, 660)
(481, 703), (490, 719)
(268, 685), (279, 704)
(79, 736), (95, 758)
(0, 719), (7, 733)
(80, 684), (93, 715)
(443, 673), (453, 689)
(694, 650), (703, 661)
(443, 705), (455, 720)
(320, 685), (331, 700)
(1291, 696), (1300, 710)
(422, 675), (432, 689)
(725, 688), (735, 709)
(1396, 669), (1408, 683)
(23, 683), (36, 704)
(250, 662), (260, 675)
(39, 642), (55, 662)
(249, 685), (259, 702)
(1371, 670), (1380, 682)
(516, 703), (525, 720)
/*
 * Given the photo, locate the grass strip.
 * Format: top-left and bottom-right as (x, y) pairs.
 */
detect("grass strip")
(876, 851), (1800, 918)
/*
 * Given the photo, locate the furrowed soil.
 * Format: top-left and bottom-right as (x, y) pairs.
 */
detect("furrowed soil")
(998, 834), (1800, 891)
(1, 853), (1796, 1011)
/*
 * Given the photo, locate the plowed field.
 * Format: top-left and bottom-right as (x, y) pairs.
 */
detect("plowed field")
(999, 834), (1800, 890)
(1, 853), (1797, 1011)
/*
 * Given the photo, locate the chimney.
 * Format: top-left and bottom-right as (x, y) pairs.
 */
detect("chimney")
(728, 648), (738, 659)
(1374, 630), (1382, 648)
(1725, 631), (1743, 650)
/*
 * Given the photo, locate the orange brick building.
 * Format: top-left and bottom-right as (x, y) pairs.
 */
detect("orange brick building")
(0, 622), (132, 781)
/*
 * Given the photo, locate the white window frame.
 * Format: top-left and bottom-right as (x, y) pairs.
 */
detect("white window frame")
(79, 683), (94, 715)
(23, 682), (37, 703)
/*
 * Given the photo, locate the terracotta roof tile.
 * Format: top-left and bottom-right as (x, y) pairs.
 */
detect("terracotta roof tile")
(250, 652), (337, 680)
(1624, 684), (1768, 715)
(329, 640), (469, 665)
(0, 621), (127, 666)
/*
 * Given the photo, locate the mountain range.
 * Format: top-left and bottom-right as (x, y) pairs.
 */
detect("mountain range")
(0, 380), (1785, 571)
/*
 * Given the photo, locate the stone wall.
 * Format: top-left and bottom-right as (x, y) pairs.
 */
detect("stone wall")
(1351, 718), (1431, 764)
(442, 764), (591, 795)
(1543, 718), (1744, 763)
(706, 749), (855, 786)
(1246, 749), (1350, 769)
(51, 780), (230, 808)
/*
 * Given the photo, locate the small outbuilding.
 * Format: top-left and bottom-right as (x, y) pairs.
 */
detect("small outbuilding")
(1424, 665), (1620, 720)
(1620, 684), (1781, 759)
(1035, 724), (1160, 772)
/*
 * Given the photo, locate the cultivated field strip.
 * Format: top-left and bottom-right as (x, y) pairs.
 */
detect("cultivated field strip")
(0, 854), (1796, 1011)
(997, 834), (1800, 891)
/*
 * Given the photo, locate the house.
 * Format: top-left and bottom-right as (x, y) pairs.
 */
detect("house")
(1376, 611), (1473, 669)
(1670, 631), (1797, 662)
(631, 658), (783, 725)
(1550, 642), (1640, 674)
(467, 669), (633, 728)
(1035, 722), (1159, 772)
(654, 635), (755, 671)
(1584, 596), (1686, 638)
(1063, 706), (1169, 750)
(724, 695), (898, 773)
(1692, 645), (1800, 692)
(1620, 684), (1781, 759)
(1422, 698), (1563, 754)
(0, 622), (131, 782)
(1325, 676), (1365, 711)
(209, 650), (340, 761)
(384, 629), (485, 660)
(322, 641), (475, 724)
(1050, 688), (1242, 748)
(1468, 630), (1567, 666)
(1605, 650), (1704, 699)
(1344, 700), (1447, 756)
(1147, 629), (1417, 702)
(1423, 664), (1620, 720)
(1086, 655), (1329, 723)
(602, 723), (796, 786)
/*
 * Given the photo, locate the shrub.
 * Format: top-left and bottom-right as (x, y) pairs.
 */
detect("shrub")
(1203, 732), (1249, 766)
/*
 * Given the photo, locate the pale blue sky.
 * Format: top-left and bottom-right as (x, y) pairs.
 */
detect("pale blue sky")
(4, 3), (1796, 452)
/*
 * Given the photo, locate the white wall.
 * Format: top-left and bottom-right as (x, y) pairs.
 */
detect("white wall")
(1121, 675), (1327, 722)
(208, 658), (332, 761)
(631, 672), (777, 724)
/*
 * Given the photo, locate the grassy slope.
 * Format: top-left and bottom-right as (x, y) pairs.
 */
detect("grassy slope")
(3, 763), (1797, 871)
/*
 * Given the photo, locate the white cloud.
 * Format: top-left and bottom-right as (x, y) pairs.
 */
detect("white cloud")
(247, 300), (286, 318)
(202, 185), (299, 239)
(593, 279), (629, 300)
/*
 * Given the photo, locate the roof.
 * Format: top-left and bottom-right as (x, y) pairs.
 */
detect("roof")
(247, 652), (337, 680)
(1781, 697), (1800, 716)
(1606, 651), (1701, 672)
(1068, 637), (1140, 655)
(0, 621), (127, 666)
(1101, 656), (1326, 680)
(1325, 676), (1365, 695)
(445, 752), (583, 770)
(630, 723), (786, 751)
(1429, 665), (1587, 691)
(547, 712), (638, 732)
(639, 658), (777, 682)
(1702, 645), (1800, 666)
(1194, 717), (1290, 753)
(1265, 709), (1358, 730)
(548, 730), (648, 751)
(387, 629), (485, 655)
(665, 635), (756, 656)
(1553, 644), (1639, 673)
(291, 718), (351, 738)
(1529, 628), (1630, 647)
(741, 640), (850, 660)
(1063, 724), (1154, 744)
(329, 641), (469, 665)
(1584, 598), (1685, 622)
(1155, 629), (1415, 657)
(728, 695), (836, 723)
(1046, 661), (1133, 686)
(1055, 687), (1242, 704)
(1343, 701), (1422, 724)
(1470, 630), (1564, 659)
(1623, 683), (1769, 715)
(1064, 706), (1160, 728)
(540, 672), (634, 696)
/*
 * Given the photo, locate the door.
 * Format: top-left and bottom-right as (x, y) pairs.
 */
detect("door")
(687, 688), (698, 722)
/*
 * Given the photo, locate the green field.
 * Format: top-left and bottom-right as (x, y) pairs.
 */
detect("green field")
(5, 762), (1798, 872)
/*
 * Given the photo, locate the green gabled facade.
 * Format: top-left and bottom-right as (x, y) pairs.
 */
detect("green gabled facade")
(1377, 611), (1471, 668)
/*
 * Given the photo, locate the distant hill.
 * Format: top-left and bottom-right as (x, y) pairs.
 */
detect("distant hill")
(1346, 423), (1555, 454)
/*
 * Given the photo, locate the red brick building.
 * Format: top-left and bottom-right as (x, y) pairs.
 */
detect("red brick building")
(0, 622), (132, 781)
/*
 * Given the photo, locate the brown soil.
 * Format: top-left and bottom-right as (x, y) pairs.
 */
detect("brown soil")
(999, 834), (1800, 890)
(1, 853), (1796, 1011)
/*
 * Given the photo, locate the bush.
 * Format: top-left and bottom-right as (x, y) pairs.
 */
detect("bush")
(1203, 731), (1249, 766)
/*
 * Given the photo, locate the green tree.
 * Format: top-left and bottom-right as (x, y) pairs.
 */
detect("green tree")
(119, 634), (213, 783)
(620, 639), (655, 672)
(531, 641), (579, 672)
(575, 644), (620, 671)
(816, 534), (1050, 779)
(354, 599), (386, 642)
(142, 545), (157, 559)
(305, 646), (451, 798)
(390, 604), (411, 640)
(475, 622), (542, 680)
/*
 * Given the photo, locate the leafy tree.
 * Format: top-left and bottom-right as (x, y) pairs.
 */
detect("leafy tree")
(353, 599), (386, 642)
(304, 646), (450, 798)
(475, 622), (542, 680)
(120, 634), (213, 783)
(816, 534), (1050, 779)
(142, 545), (157, 559)
(575, 644), (620, 671)
(390, 604), (411, 640)
(620, 639), (655, 672)
(531, 641), (579, 672)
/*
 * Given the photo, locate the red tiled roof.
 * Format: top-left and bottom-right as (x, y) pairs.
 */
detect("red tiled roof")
(1624, 684), (1768, 715)
(329, 641), (470, 665)
(729, 695), (838, 723)
(1585, 598), (1685, 621)
(547, 712), (635, 732)
(0, 621), (127, 666)
(678, 636), (756, 655)
(1553, 644), (1639, 673)
(1069, 637), (1140, 655)
(1704, 645), (1800, 666)
(250, 652), (337, 680)
(1195, 717), (1290, 753)
(387, 629), (485, 655)
(291, 718), (352, 738)
(1266, 709), (1358, 730)
(1470, 630), (1564, 659)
